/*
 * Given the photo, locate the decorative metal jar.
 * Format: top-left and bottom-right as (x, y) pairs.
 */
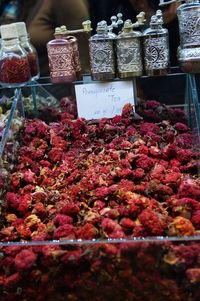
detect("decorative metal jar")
(143, 11), (170, 76)
(89, 23), (116, 81)
(160, 0), (200, 73)
(116, 19), (143, 78)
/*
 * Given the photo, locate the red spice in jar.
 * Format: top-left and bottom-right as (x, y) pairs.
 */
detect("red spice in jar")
(0, 56), (31, 84)
(28, 52), (39, 77)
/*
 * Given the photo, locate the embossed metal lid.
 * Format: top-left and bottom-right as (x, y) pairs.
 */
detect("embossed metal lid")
(89, 22), (111, 41)
(118, 19), (142, 38)
(143, 14), (168, 36)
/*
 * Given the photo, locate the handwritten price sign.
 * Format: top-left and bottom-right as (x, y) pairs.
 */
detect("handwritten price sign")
(75, 81), (135, 120)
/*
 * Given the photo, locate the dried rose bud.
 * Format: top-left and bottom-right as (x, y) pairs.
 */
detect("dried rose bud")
(4, 272), (21, 289)
(53, 214), (73, 226)
(6, 192), (21, 211)
(168, 216), (195, 236)
(53, 224), (76, 240)
(178, 178), (200, 200)
(77, 223), (98, 239)
(174, 122), (189, 133)
(15, 250), (37, 271)
(137, 209), (165, 236)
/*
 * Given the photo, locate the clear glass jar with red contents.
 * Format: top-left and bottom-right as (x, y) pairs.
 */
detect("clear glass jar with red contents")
(14, 22), (40, 80)
(0, 24), (31, 87)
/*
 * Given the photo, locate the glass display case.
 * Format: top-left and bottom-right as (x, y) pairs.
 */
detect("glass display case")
(0, 71), (200, 301)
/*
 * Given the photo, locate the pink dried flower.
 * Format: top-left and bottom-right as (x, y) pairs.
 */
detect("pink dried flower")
(61, 248), (82, 265)
(101, 218), (125, 238)
(191, 210), (200, 229)
(171, 198), (199, 220)
(178, 178), (200, 200)
(174, 122), (189, 133)
(15, 249), (37, 271)
(18, 194), (32, 216)
(146, 100), (160, 109)
(53, 224), (76, 240)
(32, 202), (46, 218)
(140, 122), (160, 136)
(164, 172), (182, 188)
(121, 103), (133, 117)
(53, 214), (73, 226)
(133, 168), (145, 180)
(4, 272), (21, 289)
(48, 148), (63, 162)
(6, 192), (21, 211)
(136, 155), (154, 171)
(120, 218), (135, 230)
(137, 209), (165, 236)
(77, 223), (98, 239)
(62, 203), (80, 216)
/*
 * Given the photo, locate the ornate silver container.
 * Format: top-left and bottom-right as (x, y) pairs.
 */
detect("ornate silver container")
(89, 23), (116, 81)
(143, 11), (170, 76)
(116, 20), (143, 78)
(177, 0), (200, 73)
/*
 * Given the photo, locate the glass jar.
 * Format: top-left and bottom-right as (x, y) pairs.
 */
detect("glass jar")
(116, 20), (143, 78)
(47, 28), (76, 84)
(89, 23), (116, 81)
(0, 24), (31, 87)
(14, 22), (40, 80)
(143, 11), (170, 76)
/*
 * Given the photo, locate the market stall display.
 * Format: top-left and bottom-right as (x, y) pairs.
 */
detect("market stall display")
(0, 4), (200, 301)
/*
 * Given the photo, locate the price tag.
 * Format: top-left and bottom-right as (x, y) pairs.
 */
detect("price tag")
(75, 81), (135, 120)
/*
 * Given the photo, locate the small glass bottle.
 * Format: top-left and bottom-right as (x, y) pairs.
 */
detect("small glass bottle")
(14, 22), (40, 80)
(0, 24), (31, 87)
(116, 19), (143, 78)
(47, 28), (76, 84)
(60, 25), (82, 80)
(89, 23), (116, 81)
(143, 12), (170, 76)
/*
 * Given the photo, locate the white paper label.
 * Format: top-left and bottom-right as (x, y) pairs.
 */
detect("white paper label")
(75, 81), (135, 120)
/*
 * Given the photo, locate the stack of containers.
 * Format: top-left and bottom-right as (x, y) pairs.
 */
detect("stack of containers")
(88, 10), (170, 80)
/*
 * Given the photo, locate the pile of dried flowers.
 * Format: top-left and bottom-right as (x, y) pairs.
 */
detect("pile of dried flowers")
(0, 102), (199, 242)
(0, 101), (200, 301)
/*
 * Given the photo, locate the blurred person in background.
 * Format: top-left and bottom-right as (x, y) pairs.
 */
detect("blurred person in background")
(88, 0), (179, 66)
(0, 0), (90, 75)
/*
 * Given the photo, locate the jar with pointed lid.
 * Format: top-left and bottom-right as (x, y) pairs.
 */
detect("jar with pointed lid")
(47, 27), (76, 84)
(14, 22), (40, 80)
(0, 24), (31, 87)
(60, 25), (82, 80)
(89, 23), (116, 81)
(116, 19), (143, 78)
(143, 12), (170, 76)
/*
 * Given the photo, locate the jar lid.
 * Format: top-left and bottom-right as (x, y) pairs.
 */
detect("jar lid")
(55, 27), (62, 35)
(14, 22), (28, 37)
(0, 24), (19, 39)
(60, 25), (67, 34)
